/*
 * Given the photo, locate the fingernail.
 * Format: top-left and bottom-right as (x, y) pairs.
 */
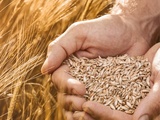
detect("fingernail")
(73, 111), (79, 117)
(139, 115), (150, 120)
(83, 106), (93, 115)
(41, 58), (49, 74)
(73, 111), (84, 120)
(83, 107), (88, 112)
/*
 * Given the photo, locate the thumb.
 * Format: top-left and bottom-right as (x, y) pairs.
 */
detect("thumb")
(41, 22), (87, 74)
(133, 76), (160, 120)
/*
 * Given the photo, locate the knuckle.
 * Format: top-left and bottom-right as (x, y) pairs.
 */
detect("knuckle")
(51, 71), (61, 87)
(69, 21), (85, 33)
(70, 22), (82, 28)
(52, 70), (59, 82)
(48, 42), (54, 51)
(48, 39), (59, 52)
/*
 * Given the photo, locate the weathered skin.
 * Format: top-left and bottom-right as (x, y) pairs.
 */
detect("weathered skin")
(42, 0), (160, 120)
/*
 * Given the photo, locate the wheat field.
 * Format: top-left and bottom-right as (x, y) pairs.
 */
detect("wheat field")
(0, 0), (114, 120)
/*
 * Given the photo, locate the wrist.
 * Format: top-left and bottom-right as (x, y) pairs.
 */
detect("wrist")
(111, 0), (160, 46)
(138, 15), (160, 46)
(121, 14), (160, 47)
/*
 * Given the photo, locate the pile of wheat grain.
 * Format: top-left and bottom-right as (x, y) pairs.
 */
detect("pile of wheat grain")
(66, 55), (151, 114)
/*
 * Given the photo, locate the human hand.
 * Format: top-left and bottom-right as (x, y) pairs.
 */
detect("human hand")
(41, 14), (151, 74)
(54, 65), (132, 120)
(133, 43), (160, 120)
(51, 63), (132, 120)
(51, 43), (160, 120)
(41, 14), (154, 120)
(72, 43), (160, 120)
(51, 65), (86, 120)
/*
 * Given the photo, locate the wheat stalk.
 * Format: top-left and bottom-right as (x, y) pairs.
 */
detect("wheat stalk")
(0, 0), (114, 119)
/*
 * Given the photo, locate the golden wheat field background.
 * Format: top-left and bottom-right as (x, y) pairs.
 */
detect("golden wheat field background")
(0, 0), (114, 120)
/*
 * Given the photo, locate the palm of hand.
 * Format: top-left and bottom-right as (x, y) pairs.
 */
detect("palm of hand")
(72, 15), (150, 58)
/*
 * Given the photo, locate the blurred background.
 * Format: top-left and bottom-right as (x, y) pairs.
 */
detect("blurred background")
(0, 0), (114, 120)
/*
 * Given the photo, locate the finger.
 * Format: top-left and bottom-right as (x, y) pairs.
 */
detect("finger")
(64, 95), (86, 111)
(151, 48), (160, 87)
(73, 111), (95, 120)
(144, 43), (160, 86)
(41, 23), (88, 74)
(82, 101), (132, 120)
(52, 65), (86, 95)
(64, 111), (74, 120)
(57, 93), (86, 111)
(144, 43), (160, 63)
(152, 48), (160, 71)
(133, 77), (160, 120)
